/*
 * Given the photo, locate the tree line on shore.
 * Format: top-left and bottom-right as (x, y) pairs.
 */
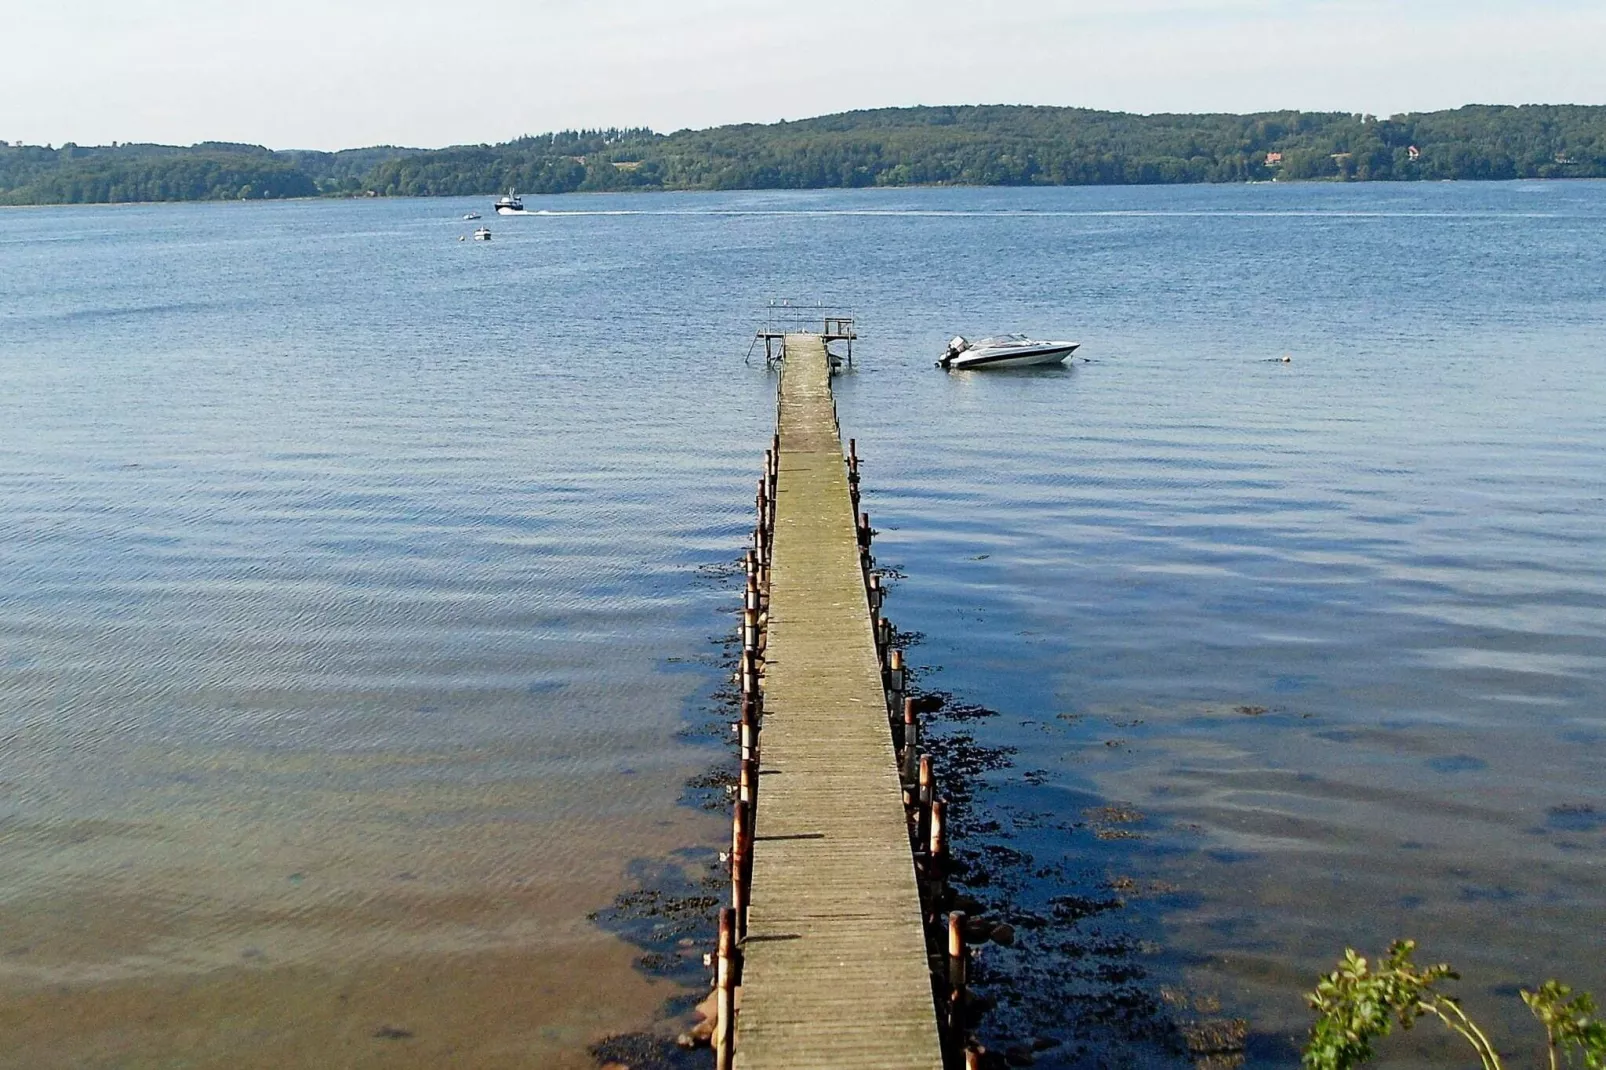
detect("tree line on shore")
(5, 104), (1605, 205)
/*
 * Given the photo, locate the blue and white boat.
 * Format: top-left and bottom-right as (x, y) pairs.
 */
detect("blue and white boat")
(939, 334), (1080, 370)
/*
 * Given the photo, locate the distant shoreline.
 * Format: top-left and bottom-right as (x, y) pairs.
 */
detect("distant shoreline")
(6, 175), (1606, 213)
(6, 103), (1606, 207)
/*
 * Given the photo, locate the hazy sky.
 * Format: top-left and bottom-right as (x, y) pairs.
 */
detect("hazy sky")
(3, 0), (1604, 150)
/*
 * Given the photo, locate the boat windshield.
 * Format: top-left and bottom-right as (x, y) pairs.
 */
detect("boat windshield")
(973, 334), (1034, 348)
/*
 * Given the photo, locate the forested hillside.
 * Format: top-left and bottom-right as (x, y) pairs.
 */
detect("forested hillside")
(5, 104), (1604, 205)
(0, 142), (418, 204)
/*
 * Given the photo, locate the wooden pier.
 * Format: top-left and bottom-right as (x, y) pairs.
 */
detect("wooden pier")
(728, 335), (943, 1069)
(749, 301), (857, 366)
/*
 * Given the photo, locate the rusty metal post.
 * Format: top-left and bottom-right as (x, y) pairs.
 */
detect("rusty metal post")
(741, 650), (758, 699)
(731, 801), (751, 940)
(740, 691), (760, 758)
(947, 910), (967, 1031)
(901, 699), (919, 778)
(740, 719), (759, 765)
(888, 649), (904, 720)
(715, 907), (737, 1069)
(917, 755), (933, 852)
(739, 755), (757, 811)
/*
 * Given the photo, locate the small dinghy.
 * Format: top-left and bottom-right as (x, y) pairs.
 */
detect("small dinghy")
(939, 334), (1080, 370)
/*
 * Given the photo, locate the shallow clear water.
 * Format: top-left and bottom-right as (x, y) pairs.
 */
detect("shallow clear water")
(1, 182), (1602, 1067)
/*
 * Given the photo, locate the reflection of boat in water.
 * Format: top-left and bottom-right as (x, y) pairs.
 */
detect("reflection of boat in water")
(494, 190), (526, 215)
(938, 334), (1080, 370)
(463, 211), (481, 220)
(472, 226), (492, 241)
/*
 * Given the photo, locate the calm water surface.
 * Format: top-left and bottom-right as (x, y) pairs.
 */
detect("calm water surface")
(1, 182), (1602, 1067)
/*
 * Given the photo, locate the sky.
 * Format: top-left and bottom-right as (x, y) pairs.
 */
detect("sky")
(3, 0), (1604, 150)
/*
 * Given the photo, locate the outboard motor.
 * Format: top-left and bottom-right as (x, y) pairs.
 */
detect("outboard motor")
(939, 336), (969, 368)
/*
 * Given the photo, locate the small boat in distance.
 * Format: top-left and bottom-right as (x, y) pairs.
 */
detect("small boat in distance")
(472, 226), (492, 241)
(463, 211), (482, 220)
(494, 190), (526, 215)
(939, 334), (1080, 370)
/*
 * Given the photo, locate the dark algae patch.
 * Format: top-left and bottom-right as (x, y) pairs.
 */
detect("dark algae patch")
(588, 1032), (696, 1070)
(587, 853), (724, 1068)
(587, 557), (748, 1063)
(912, 670), (1260, 1070)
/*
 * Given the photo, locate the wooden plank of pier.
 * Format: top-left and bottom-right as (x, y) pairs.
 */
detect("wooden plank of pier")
(735, 335), (943, 1069)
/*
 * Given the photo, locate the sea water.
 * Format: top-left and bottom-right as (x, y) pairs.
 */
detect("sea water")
(1, 181), (1602, 1068)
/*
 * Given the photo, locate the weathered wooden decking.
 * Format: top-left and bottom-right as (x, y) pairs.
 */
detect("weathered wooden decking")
(735, 336), (943, 1069)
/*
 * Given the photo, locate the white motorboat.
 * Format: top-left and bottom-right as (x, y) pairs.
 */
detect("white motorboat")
(472, 226), (492, 241)
(494, 189), (526, 215)
(463, 211), (482, 220)
(939, 334), (1080, 370)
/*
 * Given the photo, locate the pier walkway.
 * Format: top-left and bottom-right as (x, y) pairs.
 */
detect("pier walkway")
(734, 336), (943, 1069)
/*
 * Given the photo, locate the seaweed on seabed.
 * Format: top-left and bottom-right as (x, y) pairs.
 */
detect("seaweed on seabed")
(588, 1030), (704, 1070)
(589, 853), (723, 990)
(586, 555), (749, 1063)
(912, 684), (1250, 1070)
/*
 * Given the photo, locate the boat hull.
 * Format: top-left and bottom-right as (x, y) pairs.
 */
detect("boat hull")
(947, 343), (1079, 369)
